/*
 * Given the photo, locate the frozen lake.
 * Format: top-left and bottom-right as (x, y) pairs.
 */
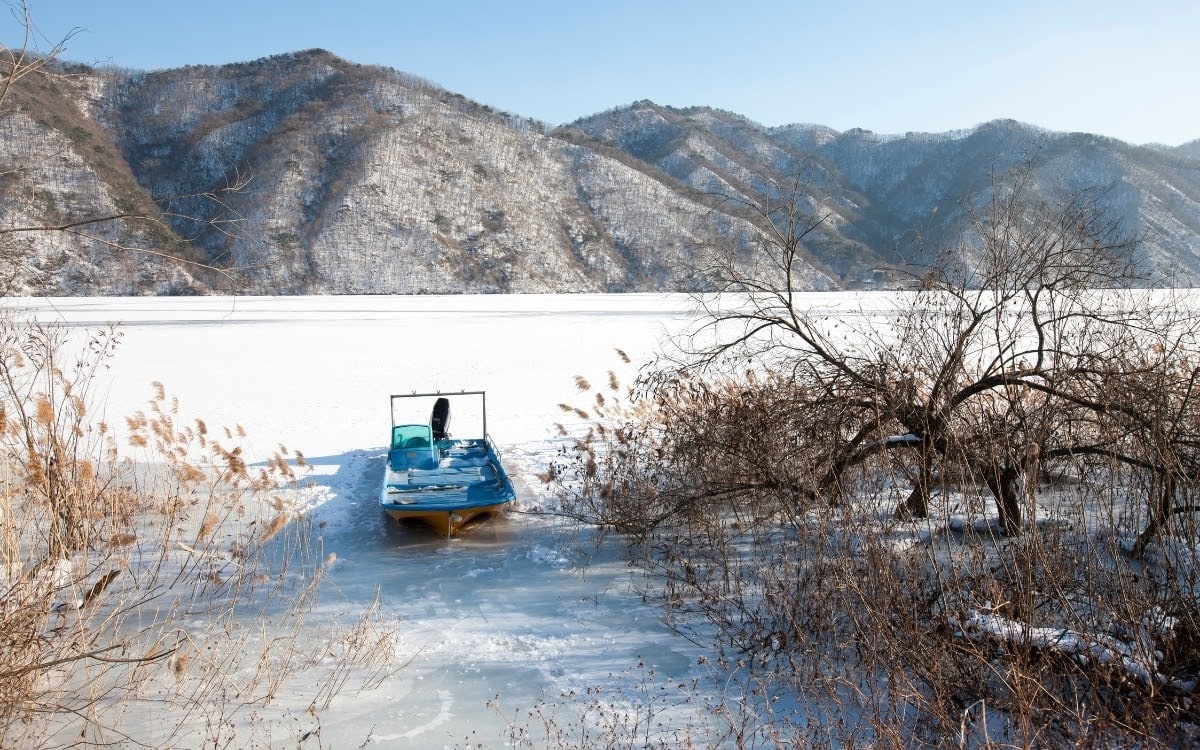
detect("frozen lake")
(9, 294), (723, 747)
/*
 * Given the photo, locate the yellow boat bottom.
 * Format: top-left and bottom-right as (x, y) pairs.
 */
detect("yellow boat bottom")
(384, 503), (507, 537)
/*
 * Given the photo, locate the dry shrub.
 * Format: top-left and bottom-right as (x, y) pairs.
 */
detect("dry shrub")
(549, 370), (832, 538)
(550, 370), (1200, 748)
(0, 316), (393, 748)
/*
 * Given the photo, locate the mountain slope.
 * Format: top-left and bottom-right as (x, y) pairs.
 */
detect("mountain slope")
(0, 62), (208, 294)
(565, 103), (1200, 286)
(2, 51), (1198, 295)
(91, 50), (834, 294)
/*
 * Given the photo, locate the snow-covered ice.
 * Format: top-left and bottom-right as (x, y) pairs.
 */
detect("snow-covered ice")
(7, 293), (718, 747)
(12, 294), (700, 460)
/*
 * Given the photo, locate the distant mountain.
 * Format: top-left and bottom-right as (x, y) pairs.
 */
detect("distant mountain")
(1, 50), (1198, 295)
(562, 104), (1200, 285)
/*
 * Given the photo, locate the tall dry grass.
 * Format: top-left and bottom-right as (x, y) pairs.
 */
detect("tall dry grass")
(0, 317), (396, 748)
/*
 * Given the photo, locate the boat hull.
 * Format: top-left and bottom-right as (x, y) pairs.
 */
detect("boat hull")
(381, 502), (508, 537)
(379, 434), (515, 537)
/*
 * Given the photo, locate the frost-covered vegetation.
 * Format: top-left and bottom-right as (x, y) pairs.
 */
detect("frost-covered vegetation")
(547, 170), (1200, 747)
(0, 19), (395, 746)
(0, 317), (398, 748)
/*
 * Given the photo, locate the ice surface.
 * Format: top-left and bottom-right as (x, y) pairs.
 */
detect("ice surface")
(4, 293), (730, 747)
(13, 294), (700, 460)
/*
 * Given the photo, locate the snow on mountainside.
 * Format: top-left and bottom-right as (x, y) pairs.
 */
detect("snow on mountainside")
(2, 51), (819, 295)
(95, 51), (791, 294)
(567, 105), (1200, 285)
(0, 65), (210, 294)
(2, 50), (1199, 295)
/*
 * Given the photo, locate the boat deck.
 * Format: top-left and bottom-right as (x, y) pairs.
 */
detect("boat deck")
(381, 440), (512, 512)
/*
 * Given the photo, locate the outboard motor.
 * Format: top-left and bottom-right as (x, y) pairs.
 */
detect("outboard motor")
(431, 397), (451, 441)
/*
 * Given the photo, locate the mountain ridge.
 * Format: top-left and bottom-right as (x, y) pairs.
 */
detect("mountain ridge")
(1, 49), (1197, 295)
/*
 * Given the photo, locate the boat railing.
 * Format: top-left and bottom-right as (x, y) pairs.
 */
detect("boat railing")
(485, 433), (502, 463)
(485, 433), (513, 486)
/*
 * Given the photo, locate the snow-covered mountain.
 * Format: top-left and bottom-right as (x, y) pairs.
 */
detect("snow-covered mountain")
(564, 104), (1200, 285)
(2, 50), (1198, 295)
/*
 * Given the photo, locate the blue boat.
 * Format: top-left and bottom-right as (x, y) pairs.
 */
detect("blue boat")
(379, 391), (516, 536)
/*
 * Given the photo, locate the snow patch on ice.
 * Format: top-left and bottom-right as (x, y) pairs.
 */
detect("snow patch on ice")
(527, 544), (571, 567)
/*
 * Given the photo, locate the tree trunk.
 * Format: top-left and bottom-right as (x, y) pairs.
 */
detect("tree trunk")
(1132, 473), (1175, 559)
(985, 464), (1022, 536)
(898, 446), (933, 519)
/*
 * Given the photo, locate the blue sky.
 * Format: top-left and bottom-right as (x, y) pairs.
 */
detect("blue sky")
(9, 0), (1199, 145)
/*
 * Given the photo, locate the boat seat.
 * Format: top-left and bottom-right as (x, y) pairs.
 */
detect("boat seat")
(406, 436), (430, 448)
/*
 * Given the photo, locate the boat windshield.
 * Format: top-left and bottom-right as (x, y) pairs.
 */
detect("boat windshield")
(392, 424), (433, 450)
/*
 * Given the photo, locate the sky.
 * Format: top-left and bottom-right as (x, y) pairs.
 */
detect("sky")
(7, 0), (1199, 146)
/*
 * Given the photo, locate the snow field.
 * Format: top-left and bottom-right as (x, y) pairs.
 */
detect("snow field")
(7, 294), (721, 747)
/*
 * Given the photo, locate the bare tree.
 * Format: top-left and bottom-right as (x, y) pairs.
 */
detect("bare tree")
(656, 166), (1200, 538)
(545, 167), (1200, 746)
(0, 1), (74, 110)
